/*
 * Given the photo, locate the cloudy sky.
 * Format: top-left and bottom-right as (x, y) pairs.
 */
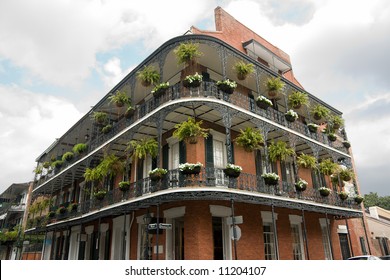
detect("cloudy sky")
(0, 0), (389, 196)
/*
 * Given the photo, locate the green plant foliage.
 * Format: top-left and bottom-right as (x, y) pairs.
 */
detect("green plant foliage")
(174, 42), (203, 65)
(264, 76), (285, 92)
(84, 153), (124, 183)
(339, 168), (354, 181)
(62, 152), (74, 162)
(234, 127), (264, 152)
(318, 159), (339, 175)
(137, 65), (160, 86)
(233, 61), (254, 79)
(72, 143), (88, 155)
(173, 117), (208, 143)
(51, 160), (63, 169)
(297, 153), (317, 169)
(268, 141), (295, 162)
(92, 111), (108, 124)
(288, 91), (308, 108)
(108, 90), (131, 107)
(128, 138), (158, 159)
(311, 105), (329, 120)
(330, 115), (344, 128)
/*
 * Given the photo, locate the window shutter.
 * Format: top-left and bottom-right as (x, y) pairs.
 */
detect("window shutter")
(230, 138), (235, 163)
(255, 150), (263, 176)
(137, 159), (144, 180)
(179, 141), (186, 164)
(162, 144), (169, 170)
(311, 169), (318, 188)
(280, 162), (287, 182)
(205, 135), (214, 167)
(152, 157), (157, 170)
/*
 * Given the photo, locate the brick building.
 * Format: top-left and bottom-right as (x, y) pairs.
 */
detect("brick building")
(25, 7), (372, 260)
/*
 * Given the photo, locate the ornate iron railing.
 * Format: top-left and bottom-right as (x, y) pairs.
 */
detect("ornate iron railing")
(29, 167), (360, 229)
(35, 81), (348, 187)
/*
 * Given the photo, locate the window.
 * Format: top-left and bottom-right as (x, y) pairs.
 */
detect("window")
(289, 215), (305, 260)
(359, 237), (367, 255)
(263, 223), (276, 260)
(210, 205), (232, 260)
(137, 215), (153, 260)
(319, 219), (332, 260)
(164, 206), (186, 260)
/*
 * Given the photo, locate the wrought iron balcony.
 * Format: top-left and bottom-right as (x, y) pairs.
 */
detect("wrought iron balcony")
(34, 81), (348, 189)
(28, 167), (360, 230)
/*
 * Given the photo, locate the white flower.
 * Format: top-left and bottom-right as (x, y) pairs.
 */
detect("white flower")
(179, 162), (203, 171)
(225, 163), (242, 172)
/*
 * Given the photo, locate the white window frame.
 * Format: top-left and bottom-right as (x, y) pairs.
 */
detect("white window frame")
(209, 130), (227, 186)
(289, 215), (305, 260)
(209, 205), (232, 260)
(164, 206), (186, 260)
(319, 218), (332, 260)
(261, 211), (278, 260)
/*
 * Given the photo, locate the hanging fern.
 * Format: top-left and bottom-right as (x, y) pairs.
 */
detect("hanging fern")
(128, 138), (158, 159)
(268, 141), (295, 162)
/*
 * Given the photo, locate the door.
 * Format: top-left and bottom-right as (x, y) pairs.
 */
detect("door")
(339, 233), (351, 259)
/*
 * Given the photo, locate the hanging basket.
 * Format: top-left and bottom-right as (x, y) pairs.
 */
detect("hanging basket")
(150, 173), (164, 181)
(319, 189), (331, 197)
(217, 84), (235, 94)
(180, 166), (201, 175)
(183, 79), (201, 88)
(256, 100), (271, 110)
(263, 177), (279, 186)
(223, 168), (241, 178)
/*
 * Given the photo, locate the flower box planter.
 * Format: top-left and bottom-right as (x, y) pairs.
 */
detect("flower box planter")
(151, 82), (169, 98)
(307, 123), (318, 133)
(327, 134), (337, 142)
(256, 100), (271, 109)
(94, 191), (107, 201)
(216, 80), (237, 94)
(339, 192), (349, 201)
(183, 79), (201, 88)
(180, 166), (201, 175)
(149, 168), (168, 182)
(319, 188), (331, 197)
(285, 114), (297, 122)
(150, 173), (164, 181)
(354, 196), (364, 204)
(118, 181), (130, 192)
(263, 177), (279, 185)
(295, 179), (308, 192)
(223, 168), (241, 178)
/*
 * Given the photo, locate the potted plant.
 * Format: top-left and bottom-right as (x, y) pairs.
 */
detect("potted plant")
(330, 115), (344, 129)
(62, 152), (74, 162)
(311, 105), (329, 121)
(261, 172), (280, 185)
(101, 124), (112, 134)
(137, 65), (160, 87)
(72, 143), (88, 155)
(284, 109), (298, 122)
(234, 127), (264, 152)
(179, 162), (203, 175)
(307, 123), (319, 133)
(33, 166), (42, 175)
(327, 133), (337, 142)
(94, 189), (107, 200)
(338, 191), (349, 201)
(173, 117), (208, 144)
(124, 106), (135, 119)
(264, 76), (285, 98)
(183, 72), (202, 88)
(256, 95), (273, 109)
(68, 203), (78, 212)
(108, 90), (130, 108)
(216, 79), (237, 94)
(51, 160), (63, 170)
(233, 61), (254, 80)
(223, 163), (242, 178)
(56, 206), (66, 215)
(318, 159), (339, 176)
(295, 179), (308, 192)
(318, 187), (331, 197)
(151, 82), (169, 98)
(149, 168), (168, 181)
(268, 141), (295, 163)
(118, 181), (130, 192)
(342, 140), (351, 149)
(128, 138), (158, 159)
(92, 111), (108, 125)
(174, 42), (202, 65)
(288, 91), (308, 109)
(354, 195), (364, 204)
(339, 169), (354, 181)
(47, 211), (55, 218)
(84, 153), (124, 185)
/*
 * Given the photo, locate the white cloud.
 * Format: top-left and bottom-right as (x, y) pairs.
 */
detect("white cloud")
(98, 57), (135, 89)
(0, 0), (216, 87)
(0, 84), (82, 189)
